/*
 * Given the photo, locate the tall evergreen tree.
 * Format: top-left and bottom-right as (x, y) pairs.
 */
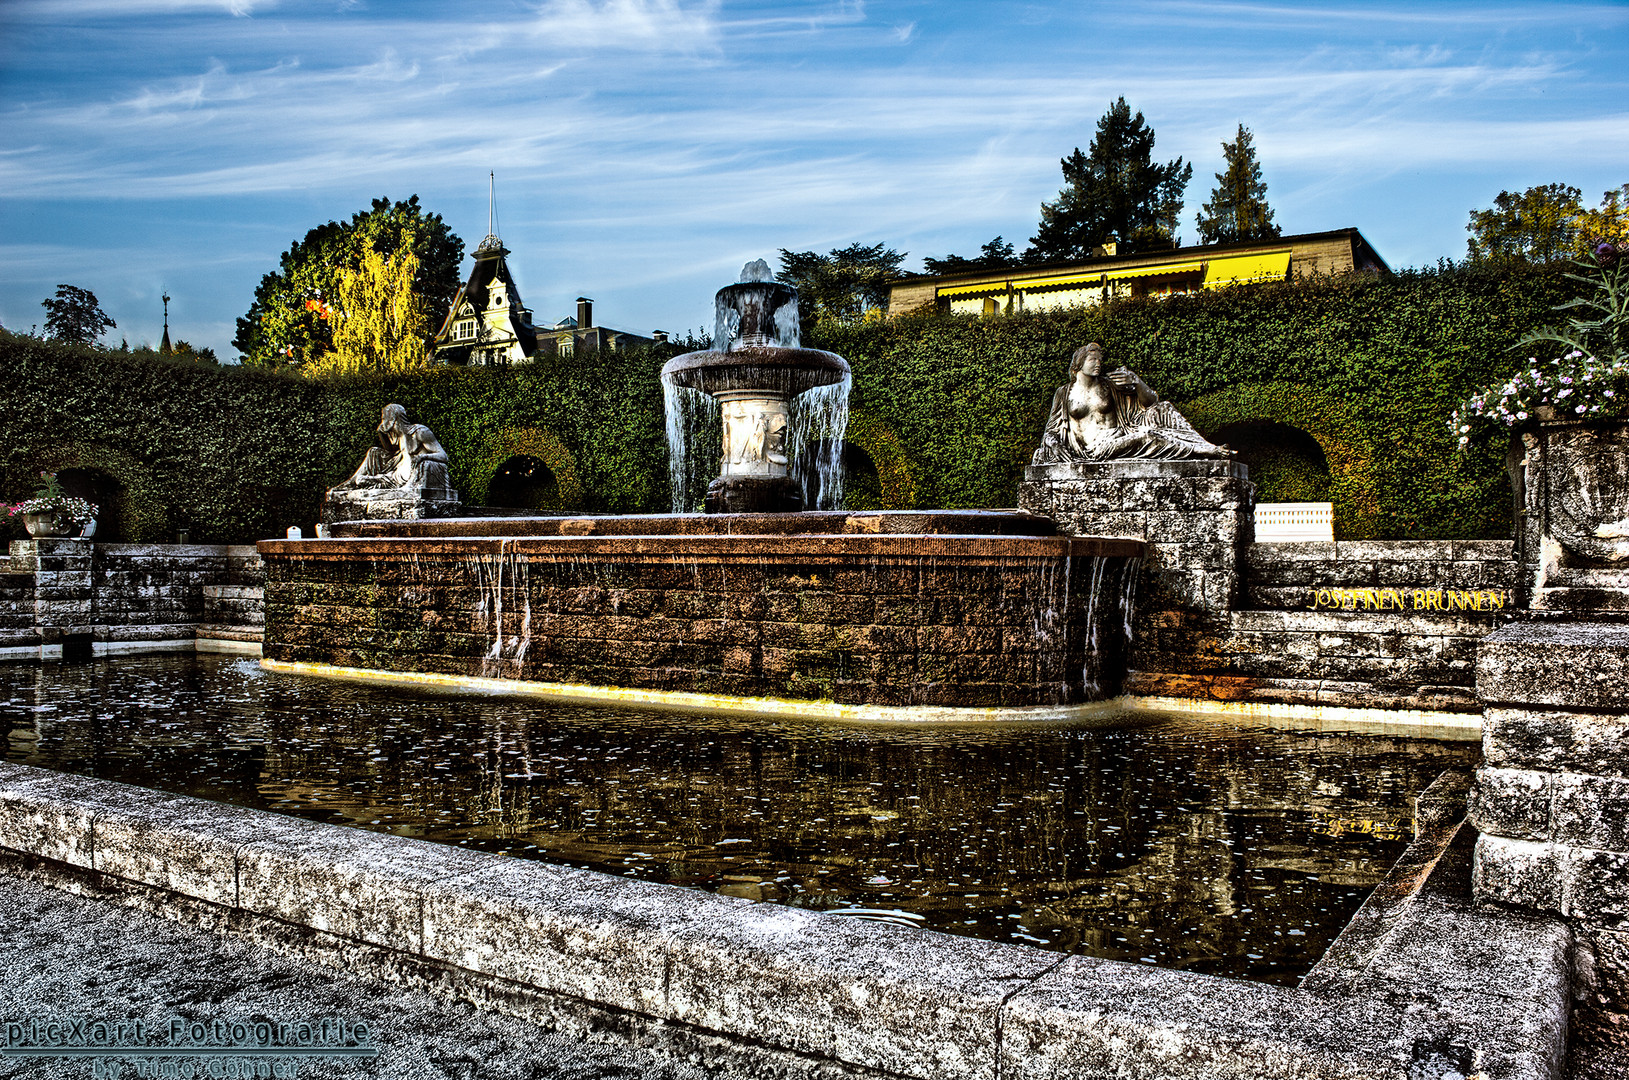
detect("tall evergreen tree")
(1195, 124), (1280, 245)
(1027, 98), (1192, 262)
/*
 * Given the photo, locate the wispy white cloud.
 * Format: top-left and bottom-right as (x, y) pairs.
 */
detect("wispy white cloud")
(1, 0), (1625, 357)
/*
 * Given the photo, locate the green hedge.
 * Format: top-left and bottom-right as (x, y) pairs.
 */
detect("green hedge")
(815, 260), (1573, 538)
(0, 334), (674, 543)
(0, 261), (1574, 544)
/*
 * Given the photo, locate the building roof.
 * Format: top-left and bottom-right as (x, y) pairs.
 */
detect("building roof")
(432, 241), (538, 359)
(889, 228), (1388, 312)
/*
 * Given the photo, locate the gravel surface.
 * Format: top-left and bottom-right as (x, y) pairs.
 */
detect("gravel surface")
(0, 874), (746, 1080)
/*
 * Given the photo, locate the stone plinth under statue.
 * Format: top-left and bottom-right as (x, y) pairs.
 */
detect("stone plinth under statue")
(322, 404), (462, 525)
(1019, 345), (1251, 618)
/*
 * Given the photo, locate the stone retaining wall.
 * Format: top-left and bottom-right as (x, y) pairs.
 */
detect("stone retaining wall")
(0, 540), (264, 656)
(0, 761), (1573, 1080)
(1021, 467), (1514, 713)
(1470, 621), (1629, 1038)
(259, 535), (1141, 708)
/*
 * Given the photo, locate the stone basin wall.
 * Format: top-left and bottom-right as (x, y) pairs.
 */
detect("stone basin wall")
(258, 534), (1142, 708)
(0, 539), (265, 656)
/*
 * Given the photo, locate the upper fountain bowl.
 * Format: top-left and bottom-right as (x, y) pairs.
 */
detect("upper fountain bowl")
(663, 345), (849, 398)
(660, 258), (851, 398)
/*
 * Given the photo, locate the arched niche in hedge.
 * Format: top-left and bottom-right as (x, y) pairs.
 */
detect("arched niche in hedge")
(487, 455), (561, 512)
(466, 428), (583, 511)
(842, 410), (919, 510)
(1180, 383), (1383, 539)
(35, 444), (170, 542)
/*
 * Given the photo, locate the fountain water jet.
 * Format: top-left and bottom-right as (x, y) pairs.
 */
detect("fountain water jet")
(661, 260), (850, 514)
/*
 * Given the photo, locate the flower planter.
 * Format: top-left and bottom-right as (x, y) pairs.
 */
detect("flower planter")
(1532, 416), (1629, 564)
(22, 511), (76, 539)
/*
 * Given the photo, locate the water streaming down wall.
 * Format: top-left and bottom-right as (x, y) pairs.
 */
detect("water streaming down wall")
(662, 381), (719, 514)
(472, 544), (532, 679)
(788, 375), (851, 511)
(662, 372), (850, 514)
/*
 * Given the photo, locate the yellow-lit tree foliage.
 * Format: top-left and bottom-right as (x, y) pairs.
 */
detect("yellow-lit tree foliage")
(309, 225), (431, 377)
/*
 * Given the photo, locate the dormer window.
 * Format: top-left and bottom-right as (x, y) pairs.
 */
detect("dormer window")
(490, 286), (506, 309)
(454, 319), (477, 341)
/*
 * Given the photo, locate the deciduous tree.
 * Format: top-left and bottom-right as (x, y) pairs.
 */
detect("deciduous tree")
(923, 237), (1018, 276)
(235, 196), (461, 368)
(1466, 184), (1585, 263)
(1195, 124), (1279, 245)
(1028, 98), (1192, 262)
(777, 242), (907, 326)
(41, 285), (115, 344)
(309, 224), (432, 377)
(1579, 184), (1629, 247)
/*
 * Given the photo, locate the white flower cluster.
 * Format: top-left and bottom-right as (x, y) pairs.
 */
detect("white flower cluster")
(1451, 350), (1626, 448)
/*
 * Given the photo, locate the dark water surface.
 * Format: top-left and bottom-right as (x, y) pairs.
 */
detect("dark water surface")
(2, 655), (1477, 985)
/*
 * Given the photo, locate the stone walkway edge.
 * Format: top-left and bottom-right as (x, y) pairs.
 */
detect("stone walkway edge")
(0, 760), (1572, 1080)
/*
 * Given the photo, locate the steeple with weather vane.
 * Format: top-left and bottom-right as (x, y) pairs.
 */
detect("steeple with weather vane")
(430, 173), (538, 366)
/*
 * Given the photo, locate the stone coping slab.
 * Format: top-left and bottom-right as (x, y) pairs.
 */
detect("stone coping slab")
(258, 533), (1144, 562)
(335, 509), (1059, 539)
(0, 761), (1570, 1080)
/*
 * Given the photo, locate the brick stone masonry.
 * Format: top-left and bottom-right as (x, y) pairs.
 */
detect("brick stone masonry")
(0, 539), (264, 653)
(1470, 621), (1629, 1036)
(258, 534), (1143, 708)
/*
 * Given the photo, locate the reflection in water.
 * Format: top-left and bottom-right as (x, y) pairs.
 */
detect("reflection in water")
(1, 656), (1477, 986)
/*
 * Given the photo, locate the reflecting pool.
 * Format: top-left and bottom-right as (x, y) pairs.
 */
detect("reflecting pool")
(1, 655), (1478, 985)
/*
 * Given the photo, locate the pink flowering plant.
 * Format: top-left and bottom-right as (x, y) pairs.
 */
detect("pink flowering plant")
(6, 472), (98, 524)
(1452, 239), (1629, 448)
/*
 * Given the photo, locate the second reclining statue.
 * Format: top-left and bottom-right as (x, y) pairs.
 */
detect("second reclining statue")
(1032, 343), (1234, 464)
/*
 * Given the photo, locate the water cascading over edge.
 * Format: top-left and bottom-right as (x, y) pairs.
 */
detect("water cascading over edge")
(661, 259), (851, 514)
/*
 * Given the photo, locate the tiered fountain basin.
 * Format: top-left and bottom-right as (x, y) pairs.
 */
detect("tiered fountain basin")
(258, 511), (1143, 717)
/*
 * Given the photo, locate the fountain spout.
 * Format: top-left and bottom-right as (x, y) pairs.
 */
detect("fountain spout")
(662, 260), (851, 514)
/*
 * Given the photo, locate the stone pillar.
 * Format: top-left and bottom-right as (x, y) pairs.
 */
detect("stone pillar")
(8, 538), (94, 650)
(1513, 417), (1629, 611)
(1471, 621), (1629, 1033)
(1018, 459), (1253, 615)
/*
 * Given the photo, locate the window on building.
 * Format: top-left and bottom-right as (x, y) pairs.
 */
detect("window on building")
(454, 319), (477, 341)
(559, 339), (574, 357)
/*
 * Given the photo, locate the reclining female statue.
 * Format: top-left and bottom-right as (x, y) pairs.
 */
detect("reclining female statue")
(1031, 343), (1233, 464)
(331, 403), (457, 501)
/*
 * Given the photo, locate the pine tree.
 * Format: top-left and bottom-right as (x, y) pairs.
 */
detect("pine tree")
(1195, 124), (1280, 245)
(1027, 98), (1192, 262)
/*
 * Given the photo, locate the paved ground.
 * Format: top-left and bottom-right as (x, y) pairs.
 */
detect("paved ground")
(3, 868), (1623, 1080)
(0, 874), (748, 1080)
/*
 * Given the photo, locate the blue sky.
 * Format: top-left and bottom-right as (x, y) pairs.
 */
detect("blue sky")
(1, 0), (1626, 359)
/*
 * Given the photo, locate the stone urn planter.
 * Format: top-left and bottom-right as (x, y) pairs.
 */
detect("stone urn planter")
(1518, 411), (1629, 609)
(1530, 412), (1629, 561)
(22, 511), (77, 539)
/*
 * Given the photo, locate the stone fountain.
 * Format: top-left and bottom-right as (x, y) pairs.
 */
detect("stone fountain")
(258, 267), (1146, 713)
(662, 259), (850, 514)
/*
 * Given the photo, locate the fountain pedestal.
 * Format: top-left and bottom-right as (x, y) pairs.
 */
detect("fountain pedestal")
(706, 390), (802, 513)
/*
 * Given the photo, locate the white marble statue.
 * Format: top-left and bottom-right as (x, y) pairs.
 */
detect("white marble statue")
(331, 404), (457, 502)
(1032, 343), (1234, 464)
